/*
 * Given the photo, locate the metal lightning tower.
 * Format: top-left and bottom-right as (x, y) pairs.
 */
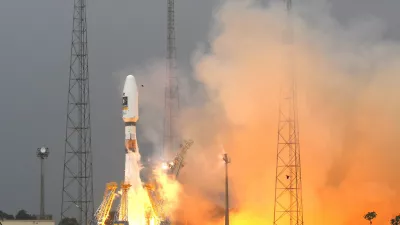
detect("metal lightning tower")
(273, 0), (304, 225)
(162, 0), (180, 157)
(61, 0), (94, 224)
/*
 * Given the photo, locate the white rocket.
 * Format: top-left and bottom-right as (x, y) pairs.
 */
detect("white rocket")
(122, 75), (141, 185)
(121, 75), (146, 225)
(122, 74), (139, 154)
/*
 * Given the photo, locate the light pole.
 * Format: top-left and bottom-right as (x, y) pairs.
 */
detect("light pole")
(223, 153), (231, 225)
(37, 146), (49, 219)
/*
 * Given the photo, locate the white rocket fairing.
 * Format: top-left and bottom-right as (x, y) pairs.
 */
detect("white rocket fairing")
(122, 75), (139, 154)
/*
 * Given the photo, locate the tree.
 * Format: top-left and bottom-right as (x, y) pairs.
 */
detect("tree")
(0, 211), (14, 220)
(390, 214), (400, 225)
(364, 211), (377, 225)
(15, 210), (34, 220)
(58, 217), (79, 225)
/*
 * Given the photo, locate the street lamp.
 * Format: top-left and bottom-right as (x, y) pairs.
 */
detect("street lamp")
(37, 146), (49, 219)
(223, 153), (231, 225)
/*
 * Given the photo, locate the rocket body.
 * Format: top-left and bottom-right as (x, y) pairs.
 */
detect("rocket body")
(122, 74), (141, 183)
(122, 75), (147, 224)
(122, 75), (139, 154)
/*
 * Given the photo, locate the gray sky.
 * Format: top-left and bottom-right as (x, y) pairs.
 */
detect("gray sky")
(0, 0), (399, 223)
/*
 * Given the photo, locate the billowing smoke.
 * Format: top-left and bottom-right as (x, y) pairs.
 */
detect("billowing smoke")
(128, 0), (400, 224)
(176, 0), (400, 224)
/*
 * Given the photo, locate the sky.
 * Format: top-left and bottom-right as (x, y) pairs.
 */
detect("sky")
(0, 0), (400, 224)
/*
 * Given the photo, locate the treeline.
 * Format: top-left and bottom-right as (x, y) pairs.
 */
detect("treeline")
(59, 211), (116, 225)
(0, 209), (116, 225)
(0, 210), (38, 220)
(364, 211), (400, 225)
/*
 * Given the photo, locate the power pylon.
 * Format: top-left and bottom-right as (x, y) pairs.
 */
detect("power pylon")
(273, 1), (304, 225)
(163, 0), (180, 157)
(61, 0), (94, 224)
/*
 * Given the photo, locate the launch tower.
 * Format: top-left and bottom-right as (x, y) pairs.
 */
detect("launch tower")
(272, 1), (304, 225)
(162, 0), (180, 158)
(61, 0), (94, 224)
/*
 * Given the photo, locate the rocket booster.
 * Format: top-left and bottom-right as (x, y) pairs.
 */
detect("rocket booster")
(122, 75), (139, 153)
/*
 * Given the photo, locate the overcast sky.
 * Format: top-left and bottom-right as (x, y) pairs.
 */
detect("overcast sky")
(0, 0), (399, 223)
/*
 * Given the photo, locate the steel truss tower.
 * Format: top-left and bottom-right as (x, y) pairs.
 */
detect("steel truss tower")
(273, 1), (304, 225)
(61, 0), (94, 224)
(163, 0), (180, 157)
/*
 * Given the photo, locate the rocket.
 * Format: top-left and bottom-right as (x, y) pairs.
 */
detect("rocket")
(121, 75), (146, 225)
(122, 74), (139, 154)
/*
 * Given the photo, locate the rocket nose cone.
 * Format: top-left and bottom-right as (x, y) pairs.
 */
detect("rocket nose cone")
(125, 74), (136, 84)
(123, 75), (138, 93)
(122, 74), (139, 120)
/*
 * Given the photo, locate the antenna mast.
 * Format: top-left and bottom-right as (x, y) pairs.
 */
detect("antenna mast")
(61, 0), (94, 224)
(273, 1), (304, 225)
(163, 0), (180, 157)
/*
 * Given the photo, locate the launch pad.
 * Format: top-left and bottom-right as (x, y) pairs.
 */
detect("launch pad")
(93, 139), (193, 225)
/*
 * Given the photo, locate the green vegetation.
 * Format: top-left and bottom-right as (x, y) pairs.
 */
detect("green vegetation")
(15, 210), (36, 220)
(0, 211), (14, 220)
(58, 217), (79, 225)
(364, 211), (377, 225)
(391, 214), (400, 225)
(0, 209), (112, 225)
(0, 210), (36, 220)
